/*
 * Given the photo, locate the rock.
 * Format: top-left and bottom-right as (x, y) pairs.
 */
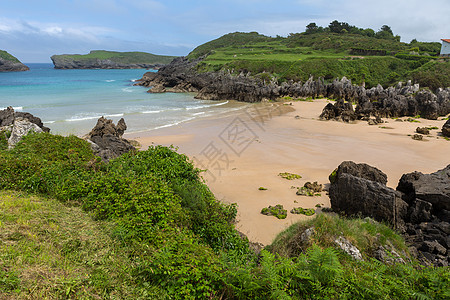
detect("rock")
(8, 118), (43, 148)
(50, 50), (172, 69)
(136, 56), (450, 119)
(397, 165), (450, 211)
(442, 119), (450, 137)
(304, 181), (322, 193)
(0, 57), (29, 72)
(334, 236), (363, 260)
(87, 117), (135, 162)
(412, 134), (423, 140)
(300, 227), (315, 243)
(0, 106), (49, 132)
(329, 162), (450, 266)
(373, 245), (406, 265)
(319, 99), (356, 122)
(416, 127), (430, 135)
(330, 161), (388, 185)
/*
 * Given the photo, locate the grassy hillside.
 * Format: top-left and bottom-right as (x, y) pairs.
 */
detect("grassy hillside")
(188, 31), (448, 89)
(53, 50), (177, 65)
(0, 50), (21, 63)
(0, 131), (448, 299)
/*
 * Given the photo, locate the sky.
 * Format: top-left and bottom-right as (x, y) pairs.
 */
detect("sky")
(0, 0), (449, 62)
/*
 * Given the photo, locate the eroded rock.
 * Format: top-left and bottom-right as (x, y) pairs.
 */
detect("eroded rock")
(87, 117), (135, 162)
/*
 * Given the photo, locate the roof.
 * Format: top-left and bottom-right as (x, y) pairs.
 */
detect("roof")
(442, 39), (450, 43)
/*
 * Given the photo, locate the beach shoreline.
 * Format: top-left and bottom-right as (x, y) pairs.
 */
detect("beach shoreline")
(125, 99), (450, 245)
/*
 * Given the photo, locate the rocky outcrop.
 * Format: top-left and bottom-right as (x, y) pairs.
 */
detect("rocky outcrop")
(319, 99), (357, 122)
(136, 57), (450, 120)
(442, 119), (450, 137)
(0, 57), (29, 72)
(0, 107), (49, 148)
(86, 117), (135, 162)
(51, 50), (175, 69)
(329, 161), (450, 266)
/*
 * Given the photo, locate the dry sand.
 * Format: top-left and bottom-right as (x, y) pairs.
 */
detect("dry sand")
(125, 99), (450, 245)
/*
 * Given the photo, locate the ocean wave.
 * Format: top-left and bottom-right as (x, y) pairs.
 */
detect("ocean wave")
(105, 113), (124, 118)
(122, 87), (134, 93)
(0, 106), (23, 111)
(105, 80), (116, 82)
(192, 112), (205, 116)
(142, 110), (162, 114)
(153, 117), (195, 130)
(185, 100), (229, 110)
(66, 115), (101, 122)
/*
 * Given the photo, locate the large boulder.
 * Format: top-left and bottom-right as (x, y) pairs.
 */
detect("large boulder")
(0, 106), (50, 132)
(329, 161), (449, 266)
(442, 119), (450, 137)
(319, 99), (357, 122)
(87, 117), (135, 162)
(329, 161), (407, 229)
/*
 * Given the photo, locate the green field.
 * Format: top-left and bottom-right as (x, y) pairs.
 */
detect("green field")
(187, 31), (448, 89)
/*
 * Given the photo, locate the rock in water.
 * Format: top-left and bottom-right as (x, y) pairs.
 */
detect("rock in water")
(87, 117), (135, 162)
(442, 119), (450, 137)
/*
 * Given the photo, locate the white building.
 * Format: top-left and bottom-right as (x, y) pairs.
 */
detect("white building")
(441, 39), (450, 57)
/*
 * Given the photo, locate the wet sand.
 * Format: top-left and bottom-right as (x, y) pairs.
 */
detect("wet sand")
(125, 99), (450, 245)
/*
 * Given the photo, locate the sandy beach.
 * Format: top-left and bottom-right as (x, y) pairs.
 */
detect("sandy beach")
(125, 99), (450, 245)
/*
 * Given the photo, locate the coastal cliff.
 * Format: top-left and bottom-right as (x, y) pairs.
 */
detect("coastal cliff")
(136, 56), (450, 120)
(0, 50), (29, 72)
(51, 50), (177, 69)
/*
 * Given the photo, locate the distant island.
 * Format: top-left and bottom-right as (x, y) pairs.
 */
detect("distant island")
(0, 50), (29, 72)
(51, 50), (177, 69)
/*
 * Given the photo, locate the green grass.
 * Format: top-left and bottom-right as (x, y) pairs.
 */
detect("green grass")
(0, 190), (163, 299)
(0, 50), (20, 63)
(52, 50), (176, 65)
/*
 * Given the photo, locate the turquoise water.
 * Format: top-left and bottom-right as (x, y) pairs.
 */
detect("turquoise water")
(0, 64), (246, 135)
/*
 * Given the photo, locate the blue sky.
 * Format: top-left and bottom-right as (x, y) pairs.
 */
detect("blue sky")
(1, 0), (449, 62)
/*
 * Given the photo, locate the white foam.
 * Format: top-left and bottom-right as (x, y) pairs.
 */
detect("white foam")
(105, 80), (116, 82)
(192, 112), (205, 116)
(142, 110), (162, 114)
(153, 117), (195, 130)
(0, 106), (23, 111)
(106, 113), (124, 118)
(122, 87), (134, 93)
(185, 100), (229, 110)
(66, 115), (101, 122)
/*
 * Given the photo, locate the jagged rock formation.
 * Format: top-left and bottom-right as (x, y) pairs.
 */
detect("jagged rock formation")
(329, 161), (449, 266)
(0, 57), (29, 72)
(442, 119), (450, 137)
(51, 50), (175, 69)
(86, 117), (135, 162)
(135, 57), (450, 120)
(0, 107), (49, 148)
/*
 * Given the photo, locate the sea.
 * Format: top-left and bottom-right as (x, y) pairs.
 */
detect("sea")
(0, 63), (248, 136)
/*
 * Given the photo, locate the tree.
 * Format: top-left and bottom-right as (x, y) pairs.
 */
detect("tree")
(306, 22), (318, 33)
(380, 25), (393, 35)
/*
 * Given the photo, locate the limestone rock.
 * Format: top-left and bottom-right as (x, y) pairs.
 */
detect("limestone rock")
(87, 117), (135, 162)
(8, 118), (43, 148)
(334, 236), (363, 260)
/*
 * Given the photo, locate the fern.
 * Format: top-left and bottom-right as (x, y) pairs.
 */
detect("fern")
(307, 245), (343, 286)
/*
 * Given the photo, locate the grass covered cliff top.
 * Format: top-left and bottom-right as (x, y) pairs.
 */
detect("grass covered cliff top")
(0, 131), (448, 299)
(186, 22), (449, 89)
(0, 50), (21, 63)
(51, 50), (177, 65)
